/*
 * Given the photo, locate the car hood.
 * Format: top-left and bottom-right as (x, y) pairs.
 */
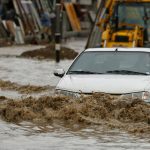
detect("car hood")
(56, 75), (150, 94)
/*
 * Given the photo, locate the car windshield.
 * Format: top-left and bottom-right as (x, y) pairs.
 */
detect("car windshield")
(68, 51), (150, 75)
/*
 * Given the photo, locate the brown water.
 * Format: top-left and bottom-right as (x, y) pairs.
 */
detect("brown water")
(0, 57), (71, 86)
(0, 40), (150, 149)
(1, 120), (149, 150)
(0, 94), (150, 135)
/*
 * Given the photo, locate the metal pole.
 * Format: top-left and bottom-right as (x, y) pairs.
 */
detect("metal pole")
(55, 0), (61, 63)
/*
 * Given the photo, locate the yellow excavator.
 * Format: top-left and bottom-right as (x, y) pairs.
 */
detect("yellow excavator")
(96, 0), (150, 48)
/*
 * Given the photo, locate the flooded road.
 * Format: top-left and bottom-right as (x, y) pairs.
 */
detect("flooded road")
(0, 40), (150, 150)
(0, 120), (150, 150)
(0, 57), (71, 99)
(0, 57), (71, 86)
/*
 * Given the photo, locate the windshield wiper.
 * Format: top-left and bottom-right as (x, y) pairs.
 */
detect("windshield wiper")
(68, 70), (104, 74)
(106, 70), (149, 75)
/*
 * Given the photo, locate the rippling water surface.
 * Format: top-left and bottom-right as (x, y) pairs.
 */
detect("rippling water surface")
(0, 120), (150, 150)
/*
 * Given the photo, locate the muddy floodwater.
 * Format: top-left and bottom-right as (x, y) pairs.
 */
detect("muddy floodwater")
(0, 40), (150, 150)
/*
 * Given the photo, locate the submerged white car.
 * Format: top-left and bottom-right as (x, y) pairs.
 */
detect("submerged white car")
(54, 48), (150, 102)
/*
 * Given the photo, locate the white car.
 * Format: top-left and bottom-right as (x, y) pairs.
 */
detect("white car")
(54, 48), (150, 102)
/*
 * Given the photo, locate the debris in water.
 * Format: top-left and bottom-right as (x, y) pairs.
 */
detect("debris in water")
(0, 96), (7, 102)
(0, 80), (51, 94)
(0, 93), (150, 135)
(20, 44), (78, 60)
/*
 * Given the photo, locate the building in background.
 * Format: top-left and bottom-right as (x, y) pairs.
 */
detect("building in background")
(0, 0), (98, 45)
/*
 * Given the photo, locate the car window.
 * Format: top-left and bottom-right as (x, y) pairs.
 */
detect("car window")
(68, 51), (150, 74)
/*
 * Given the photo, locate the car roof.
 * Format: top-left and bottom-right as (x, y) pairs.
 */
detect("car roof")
(85, 48), (150, 52)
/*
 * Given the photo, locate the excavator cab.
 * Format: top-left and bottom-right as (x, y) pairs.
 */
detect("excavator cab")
(98, 1), (150, 48)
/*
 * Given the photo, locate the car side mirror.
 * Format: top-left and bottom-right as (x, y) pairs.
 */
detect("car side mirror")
(54, 68), (65, 78)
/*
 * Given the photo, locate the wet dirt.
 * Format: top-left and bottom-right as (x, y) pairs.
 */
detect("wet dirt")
(20, 44), (78, 60)
(0, 80), (51, 94)
(0, 93), (150, 135)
